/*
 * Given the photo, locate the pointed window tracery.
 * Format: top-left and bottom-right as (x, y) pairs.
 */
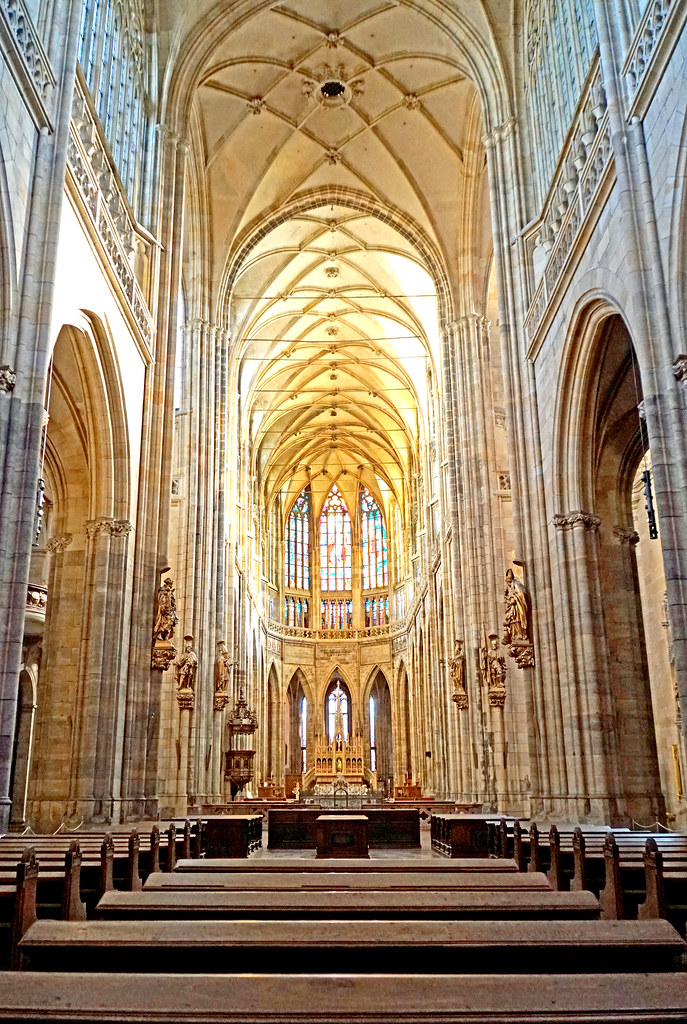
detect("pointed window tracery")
(320, 485), (352, 591)
(285, 488), (310, 590)
(361, 487), (388, 589)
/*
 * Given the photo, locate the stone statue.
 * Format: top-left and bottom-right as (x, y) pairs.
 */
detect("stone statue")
(450, 639), (468, 709)
(153, 578), (178, 641)
(487, 634), (507, 707)
(215, 640), (231, 692)
(175, 635), (197, 693)
(503, 567), (530, 645)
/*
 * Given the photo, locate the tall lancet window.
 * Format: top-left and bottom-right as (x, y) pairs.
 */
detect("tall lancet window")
(285, 489), (310, 590)
(320, 485), (352, 591)
(361, 487), (388, 589)
(327, 682), (349, 742)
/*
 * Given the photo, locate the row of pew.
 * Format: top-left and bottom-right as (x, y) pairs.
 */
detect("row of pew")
(0, 820), (204, 966)
(2, 815), (687, 1021)
(488, 817), (687, 930)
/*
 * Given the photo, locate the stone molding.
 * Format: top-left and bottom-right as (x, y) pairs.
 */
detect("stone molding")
(177, 687), (195, 711)
(0, 365), (16, 392)
(481, 116), (516, 149)
(84, 518), (134, 539)
(0, 0), (55, 129)
(214, 692), (230, 712)
(613, 526), (640, 545)
(47, 533), (73, 553)
(553, 510), (601, 532)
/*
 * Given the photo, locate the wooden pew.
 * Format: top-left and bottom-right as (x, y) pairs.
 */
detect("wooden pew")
(173, 856), (520, 873)
(94, 886), (600, 919)
(141, 869), (554, 892)
(1, 971), (687, 1022)
(269, 808), (419, 849)
(18, 917), (687, 975)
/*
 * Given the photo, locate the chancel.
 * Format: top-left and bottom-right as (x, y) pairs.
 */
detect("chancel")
(1, 0), (687, 1017)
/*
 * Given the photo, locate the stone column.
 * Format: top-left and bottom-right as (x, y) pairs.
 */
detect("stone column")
(0, 0), (83, 833)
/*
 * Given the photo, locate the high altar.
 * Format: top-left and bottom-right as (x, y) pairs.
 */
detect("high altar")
(303, 689), (376, 797)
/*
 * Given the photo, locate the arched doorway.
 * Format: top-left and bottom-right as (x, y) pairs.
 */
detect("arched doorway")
(367, 670), (393, 797)
(285, 670), (308, 796)
(554, 307), (667, 823)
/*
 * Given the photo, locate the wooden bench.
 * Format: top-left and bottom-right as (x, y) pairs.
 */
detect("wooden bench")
(18, 917), (686, 975)
(267, 808), (420, 849)
(430, 814), (512, 858)
(173, 856), (520, 873)
(141, 869), (553, 892)
(1, 972), (687, 1021)
(94, 887), (600, 919)
(201, 815), (262, 858)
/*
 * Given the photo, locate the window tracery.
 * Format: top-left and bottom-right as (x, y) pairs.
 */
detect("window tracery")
(77, 0), (146, 205)
(320, 484), (352, 591)
(285, 488), (310, 590)
(361, 486), (388, 589)
(525, 0), (598, 202)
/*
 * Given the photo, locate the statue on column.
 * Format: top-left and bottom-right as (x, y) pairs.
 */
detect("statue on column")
(450, 639), (468, 709)
(151, 577), (178, 671)
(175, 635), (197, 709)
(153, 578), (178, 641)
(503, 565), (535, 668)
(486, 634), (507, 708)
(214, 639), (231, 711)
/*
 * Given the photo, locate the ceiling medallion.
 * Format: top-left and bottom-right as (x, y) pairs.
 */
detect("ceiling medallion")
(324, 30), (343, 49)
(403, 93), (421, 110)
(325, 266), (340, 279)
(324, 149), (342, 166)
(302, 64), (365, 110)
(325, 325), (339, 336)
(246, 97), (266, 116)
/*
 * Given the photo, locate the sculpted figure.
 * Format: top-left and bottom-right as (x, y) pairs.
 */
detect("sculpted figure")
(215, 640), (231, 693)
(503, 567), (530, 645)
(154, 578), (178, 641)
(451, 640), (468, 708)
(175, 635), (197, 691)
(488, 636), (507, 688)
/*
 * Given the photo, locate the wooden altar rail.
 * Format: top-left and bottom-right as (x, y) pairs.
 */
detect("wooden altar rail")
(2, 971), (687, 1020)
(267, 808), (420, 849)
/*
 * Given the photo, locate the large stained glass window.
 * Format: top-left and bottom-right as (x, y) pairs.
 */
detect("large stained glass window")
(285, 489), (310, 589)
(320, 485), (352, 591)
(361, 487), (388, 589)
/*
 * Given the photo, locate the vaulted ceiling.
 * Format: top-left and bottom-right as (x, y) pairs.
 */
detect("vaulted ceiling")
(177, 0), (497, 521)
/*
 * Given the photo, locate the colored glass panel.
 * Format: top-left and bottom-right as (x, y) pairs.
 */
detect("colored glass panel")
(285, 489), (310, 590)
(320, 485), (352, 591)
(361, 487), (388, 589)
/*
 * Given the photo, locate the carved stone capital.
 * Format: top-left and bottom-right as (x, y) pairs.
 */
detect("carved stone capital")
(84, 518), (113, 539)
(177, 687), (195, 711)
(47, 533), (73, 553)
(110, 519), (134, 536)
(452, 689), (469, 710)
(151, 639), (176, 672)
(673, 355), (687, 385)
(488, 685), (507, 708)
(214, 691), (230, 712)
(0, 365), (16, 392)
(613, 525), (640, 545)
(553, 510), (601, 532)
(507, 641), (535, 669)
(482, 116), (516, 149)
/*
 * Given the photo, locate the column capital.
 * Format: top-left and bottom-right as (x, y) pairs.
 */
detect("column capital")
(482, 116), (516, 149)
(613, 525), (640, 545)
(553, 510), (601, 532)
(47, 532), (73, 553)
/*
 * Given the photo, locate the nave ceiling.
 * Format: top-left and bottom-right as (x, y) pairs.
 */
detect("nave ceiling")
(170, 0), (501, 520)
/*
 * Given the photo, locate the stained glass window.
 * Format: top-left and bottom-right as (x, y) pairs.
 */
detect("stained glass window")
(327, 683), (349, 742)
(361, 487), (388, 589)
(369, 696), (376, 772)
(320, 485), (352, 591)
(300, 696), (307, 773)
(285, 488), (310, 589)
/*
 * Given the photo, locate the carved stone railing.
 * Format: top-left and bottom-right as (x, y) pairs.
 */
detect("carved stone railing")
(267, 621), (390, 641)
(0, 0), (55, 128)
(524, 57), (613, 346)
(623, 0), (674, 105)
(67, 75), (154, 353)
